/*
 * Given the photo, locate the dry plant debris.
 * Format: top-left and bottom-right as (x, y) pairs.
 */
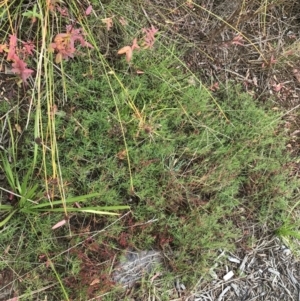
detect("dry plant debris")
(145, 0), (300, 107)
(189, 236), (300, 301)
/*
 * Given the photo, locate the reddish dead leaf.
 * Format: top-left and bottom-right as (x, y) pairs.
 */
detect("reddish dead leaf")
(270, 55), (277, 64)
(284, 50), (294, 56)
(272, 83), (284, 92)
(90, 278), (100, 286)
(117, 149), (127, 160)
(7, 297), (19, 301)
(4, 245), (10, 254)
(45, 259), (51, 268)
(185, 0), (194, 9)
(56, 6), (69, 16)
(7, 34), (17, 61)
(15, 124), (22, 134)
(131, 38), (140, 51)
(52, 219), (67, 230)
(293, 69), (300, 83)
(119, 17), (128, 26)
(231, 34), (244, 46)
(117, 46), (132, 62)
(85, 5), (93, 16)
(50, 104), (58, 119)
(47, 0), (57, 11)
(150, 272), (161, 283)
(0, 43), (8, 53)
(142, 25), (159, 49)
(49, 25), (93, 63)
(136, 70), (144, 74)
(55, 52), (63, 64)
(262, 55), (277, 68)
(252, 76), (258, 87)
(11, 56), (34, 84)
(102, 17), (114, 31)
(75, 202), (81, 208)
(22, 41), (35, 56)
(209, 82), (219, 91)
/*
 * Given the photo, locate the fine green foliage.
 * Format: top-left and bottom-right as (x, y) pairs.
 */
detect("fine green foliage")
(0, 0), (299, 300)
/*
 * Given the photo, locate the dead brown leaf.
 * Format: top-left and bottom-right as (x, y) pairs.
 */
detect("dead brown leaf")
(117, 149), (127, 160)
(117, 46), (132, 62)
(90, 278), (100, 286)
(102, 17), (114, 31)
(293, 69), (300, 83)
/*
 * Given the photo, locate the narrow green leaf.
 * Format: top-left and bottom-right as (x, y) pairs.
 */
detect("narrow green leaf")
(30, 193), (101, 209)
(78, 206), (130, 210)
(32, 205), (129, 212)
(0, 204), (13, 211)
(33, 207), (127, 215)
(0, 210), (17, 227)
(77, 210), (120, 215)
(0, 154), (16, 189)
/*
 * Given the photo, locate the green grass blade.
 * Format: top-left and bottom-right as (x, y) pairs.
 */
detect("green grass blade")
(0, 204), (13, 211)
(0, 210), (17, 227)
(30, 193), (101, 209)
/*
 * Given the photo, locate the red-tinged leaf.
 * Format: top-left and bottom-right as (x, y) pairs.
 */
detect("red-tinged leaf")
(9, 34), (17, 47)
(56, 6), (69, 16)
(22, 41), (35, 56)
(102, 17), (113, 31)
(90, 278), (100, 286)
(117, 149), (127, 160)
(7, 34), (17, 61)
(0, 43), (8, 53)
(11, 56), (34, 84)
(231, 35), (244, 46)
(284, 50), (294, 56)
(85, 5), (92, 15)
(142, 25), (159, 49)
(150, 272), (161, 283)
(45, 259), (51, 268)
(269, 54), (277, 65)
(185, 0), (194, 9)
(48, 43), (55, 53)
(55, 53), (62, 64)
(272, 83), (284, 92)
(49, 25), (93, 62)
(119, 17), (127, 26)
(125, 48), (133, 62)
(117, 46), (132, 62)
(293, 69), (300, 83)
(15, 124), (22, 134)
(50, 104), (58, 119)
(7, 297), (19, 301)
(75, 202), (81, 208)
(52, 219), (66, 230)
(209, 82), (219, 91)
(131, 38), (140, 51)
(82, 41), (94, 48)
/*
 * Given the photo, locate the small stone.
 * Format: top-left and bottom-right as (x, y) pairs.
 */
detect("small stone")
(268, 268), (280, 277)
(180, 283), (186, 290)
(283, 248), (291, 256)
(228, 256), (240, 264)
(223, 271), (234, 281)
